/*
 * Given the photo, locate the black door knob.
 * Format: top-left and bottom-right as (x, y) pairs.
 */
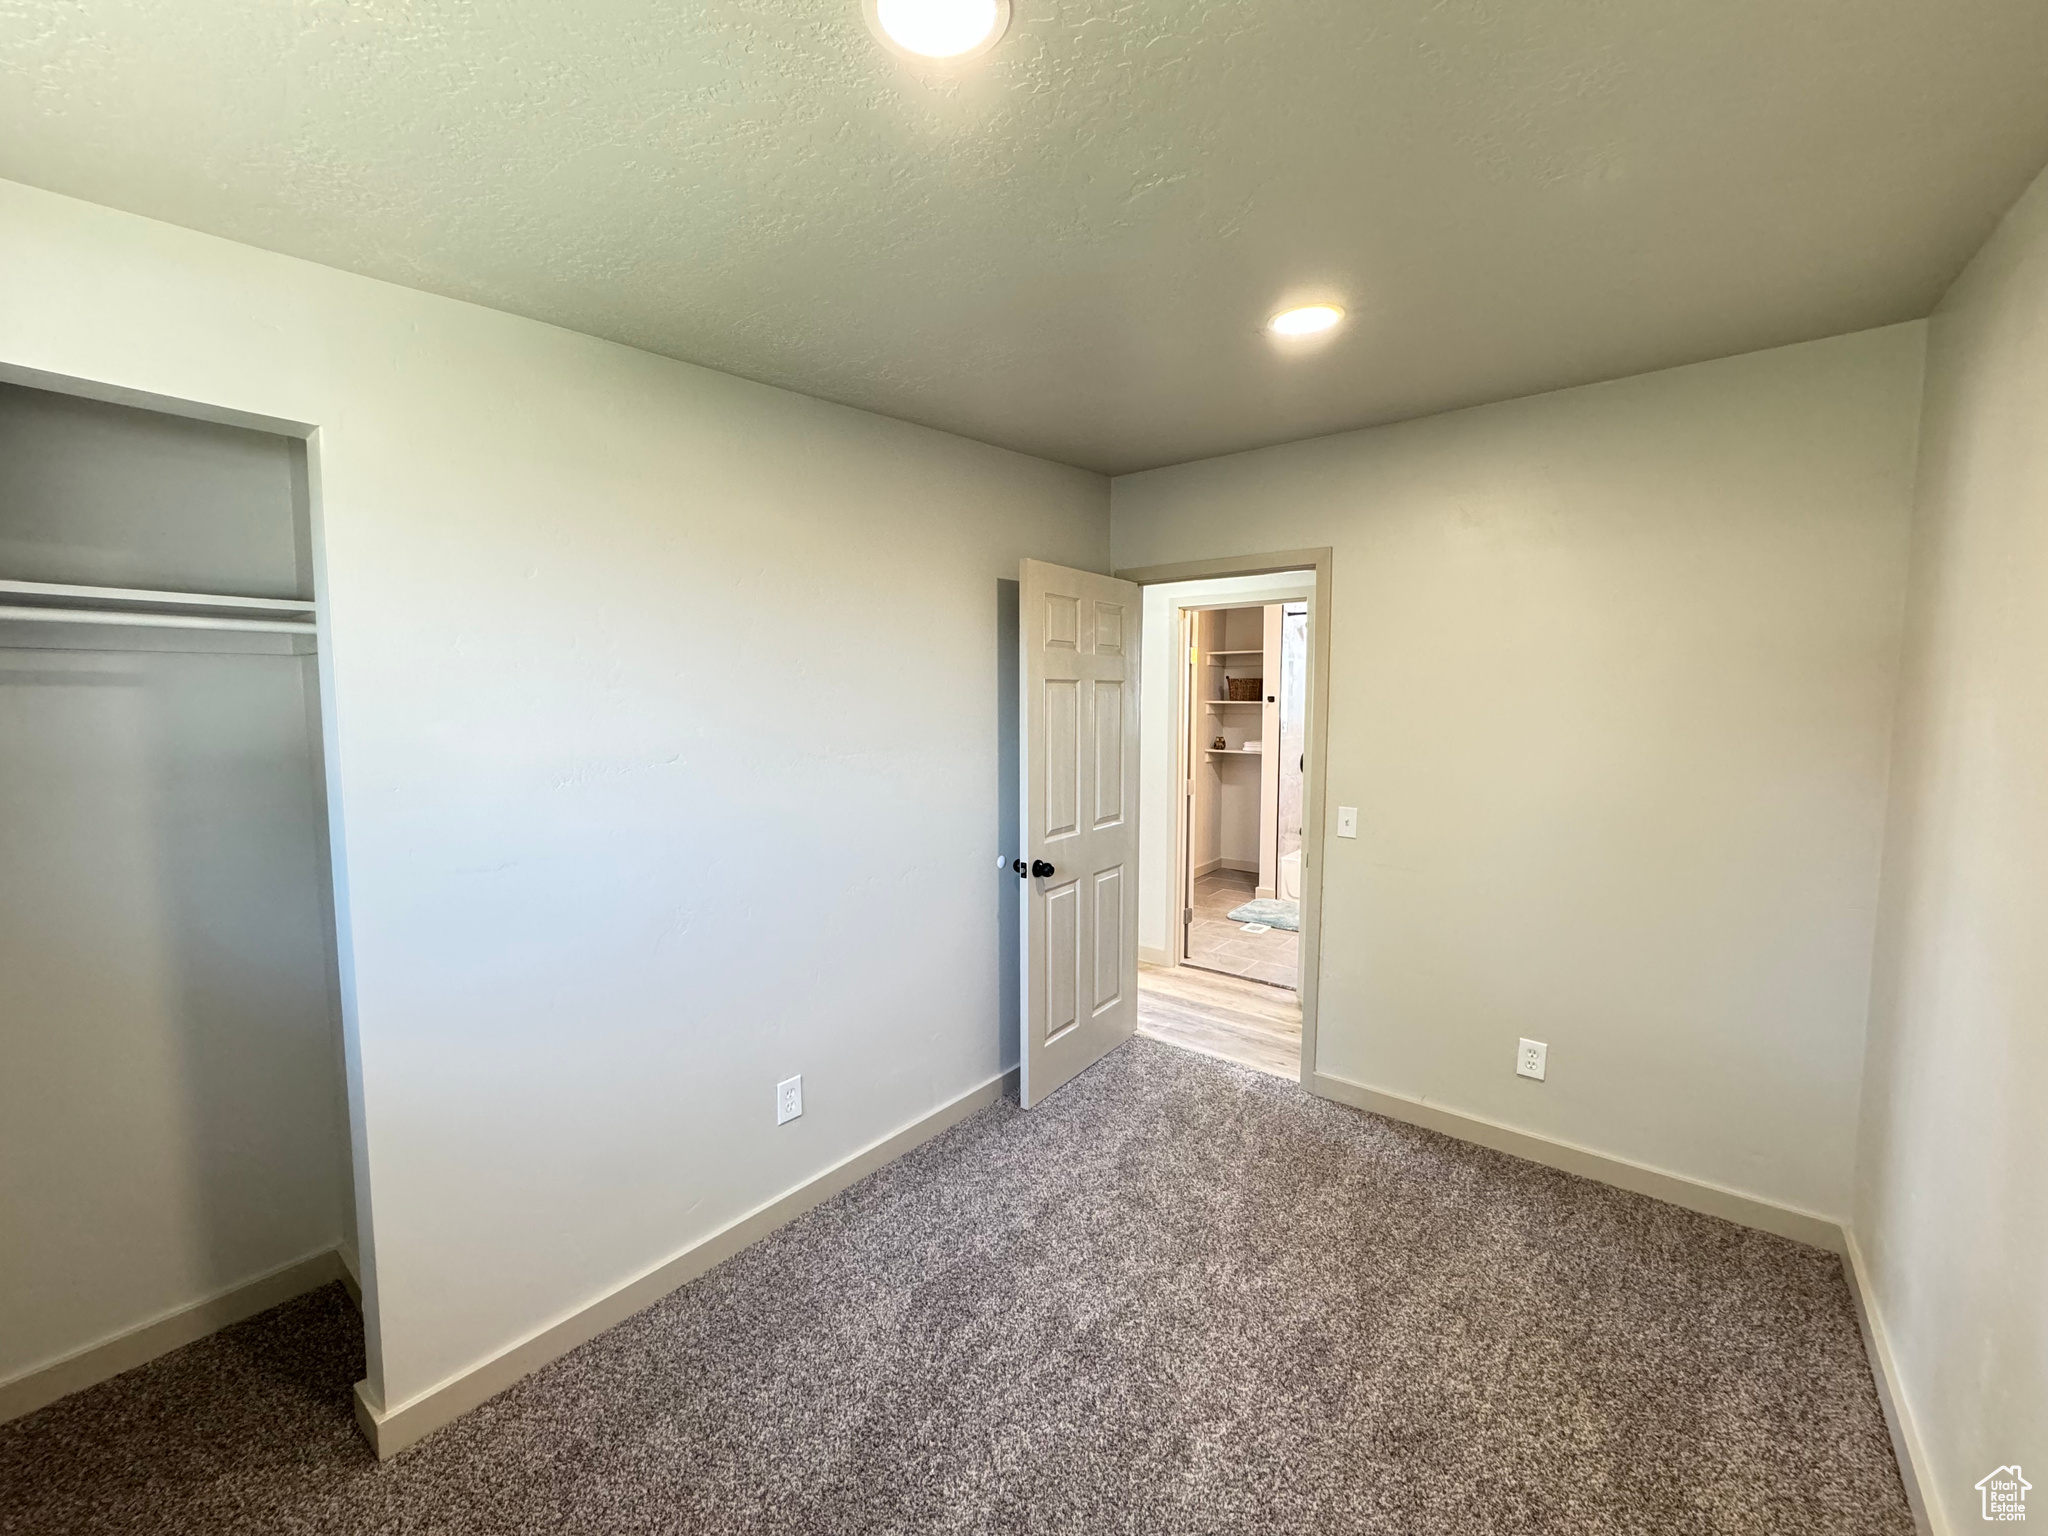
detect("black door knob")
(1031, 859), (1056, 878)
(1012, 858), (1029, 876)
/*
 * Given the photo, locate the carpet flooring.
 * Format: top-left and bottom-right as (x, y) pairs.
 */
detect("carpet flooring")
(0, 1040), (1911, 1535)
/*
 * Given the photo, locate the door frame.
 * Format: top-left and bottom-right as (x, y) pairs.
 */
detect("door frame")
(1118, 548), (1334, 1088)
(1175, 604), (1199, 969)
(1171, 594), (1307, 973)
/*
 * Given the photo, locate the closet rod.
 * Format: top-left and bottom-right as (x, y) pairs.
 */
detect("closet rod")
(0, 605), (315, 635)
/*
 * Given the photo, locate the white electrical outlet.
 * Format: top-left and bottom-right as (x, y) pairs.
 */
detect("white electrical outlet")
(1336, 806), (1358, 839)
(776, 1075), (803, 1124)
(1516, 1039), (1548, 1081)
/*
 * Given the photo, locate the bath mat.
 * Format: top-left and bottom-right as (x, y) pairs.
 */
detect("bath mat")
(1226, 897), (1299, 932)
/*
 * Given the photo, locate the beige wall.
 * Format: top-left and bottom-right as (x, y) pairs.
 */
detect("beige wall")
(1856, 163), (2048, 1528)
(1113, 324), (1925, 1219)
(0, 178), (1108, 1416)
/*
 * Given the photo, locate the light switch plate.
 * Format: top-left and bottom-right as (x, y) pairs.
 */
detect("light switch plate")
(1517, 1039), (1547, 1081)
(1336, 806), (1358, 839)
(776, 1075), (803, 1124)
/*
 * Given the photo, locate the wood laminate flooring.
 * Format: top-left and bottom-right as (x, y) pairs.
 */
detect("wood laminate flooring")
(1137, 961), (1302, 1078)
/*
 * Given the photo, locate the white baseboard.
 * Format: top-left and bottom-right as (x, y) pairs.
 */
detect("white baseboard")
(354, 1067), (1019, 1459)
(1221, 858), (1258, 875)
(1841, 1229), (1943, 1535)
(1309, 1070), (1844, 1252)
(0, 1247), (347, 1425)
(337, 1242), (363, 1308)
(1138, 944), (1173, 967)
(1193, 857), (1222, 878)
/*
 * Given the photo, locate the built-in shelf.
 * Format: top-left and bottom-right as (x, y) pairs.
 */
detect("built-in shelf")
(1204, 748), (1263, 757)
(1204, 698), (1263, 709)
(1204, 649), (1263, 659)
(0, 579), (318, 636)
(0, 579), (313, 612)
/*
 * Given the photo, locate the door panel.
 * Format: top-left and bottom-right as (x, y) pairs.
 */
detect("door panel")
(1093, 680), (1124, 827)
(1044, 879), (1080, 1044)
(1044, 678), (1080, 838)
(1045, 591), (1080, 649)
(1019, 558), (1142, 1107)
(1092, 867), (1124, 1012)
(1094, 599), (1124, 654)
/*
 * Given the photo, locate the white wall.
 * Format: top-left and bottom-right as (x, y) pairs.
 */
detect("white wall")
(1855, 163), (2048, 1527)
(0, 178), (1108, 1414)
(1114, 325), (1924, 1219)
(1138, 575), (1312, 962)
(1217, 762), (1260, 867)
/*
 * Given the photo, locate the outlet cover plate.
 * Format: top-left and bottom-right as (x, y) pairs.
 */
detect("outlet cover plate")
(1516, 1039), (1547, 1081)
(777, 1075), (803, 1124)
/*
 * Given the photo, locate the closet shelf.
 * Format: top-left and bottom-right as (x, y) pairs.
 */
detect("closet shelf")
(0, 605), (316, 635)
(1205, 747), (1263, 757)
(1204, 698), (1263, 708)
(0, 580), (318, 636)
(1204, 649), (1263, 658)
(0, 579), (314, 613)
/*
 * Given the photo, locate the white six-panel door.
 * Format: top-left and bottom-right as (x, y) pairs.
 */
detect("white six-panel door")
(1018, 559), (1141, 1108)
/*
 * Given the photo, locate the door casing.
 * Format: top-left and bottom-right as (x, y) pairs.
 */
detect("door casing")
(1121, 549), (1334, 1088)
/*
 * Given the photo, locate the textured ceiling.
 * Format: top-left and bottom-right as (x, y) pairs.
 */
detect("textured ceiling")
(4, 1), (2047, 474)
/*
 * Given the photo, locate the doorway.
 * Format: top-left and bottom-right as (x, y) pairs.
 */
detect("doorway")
(1179, 600), (1305, 990)
(1123, 560), (1325, 1082)
(1011, 549), (1331, 1100)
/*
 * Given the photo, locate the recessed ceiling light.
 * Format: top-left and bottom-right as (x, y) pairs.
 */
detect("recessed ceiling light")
(1267, 304), (1346, 338)
(864, 0), (1011, 61)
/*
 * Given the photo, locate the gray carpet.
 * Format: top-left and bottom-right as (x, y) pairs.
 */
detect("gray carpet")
(0, 1039), (1911, 1535)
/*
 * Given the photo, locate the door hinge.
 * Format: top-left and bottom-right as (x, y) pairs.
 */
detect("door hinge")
(1184, 907), (1194, 925)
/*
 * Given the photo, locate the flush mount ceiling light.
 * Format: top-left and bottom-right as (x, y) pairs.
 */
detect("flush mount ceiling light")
(864, 0), (1011, 61)
(1267, 304), (1346, 338)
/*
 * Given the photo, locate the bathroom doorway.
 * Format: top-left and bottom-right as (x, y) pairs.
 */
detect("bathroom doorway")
(1179, 600), (1306, 990)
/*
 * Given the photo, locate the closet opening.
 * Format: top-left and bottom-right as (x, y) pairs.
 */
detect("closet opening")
(0, 377), (360, 1424)
(1129, 567), (1321, 1083)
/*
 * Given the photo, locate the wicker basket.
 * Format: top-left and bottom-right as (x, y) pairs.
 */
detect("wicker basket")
(1227, 676), (1263, 701)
